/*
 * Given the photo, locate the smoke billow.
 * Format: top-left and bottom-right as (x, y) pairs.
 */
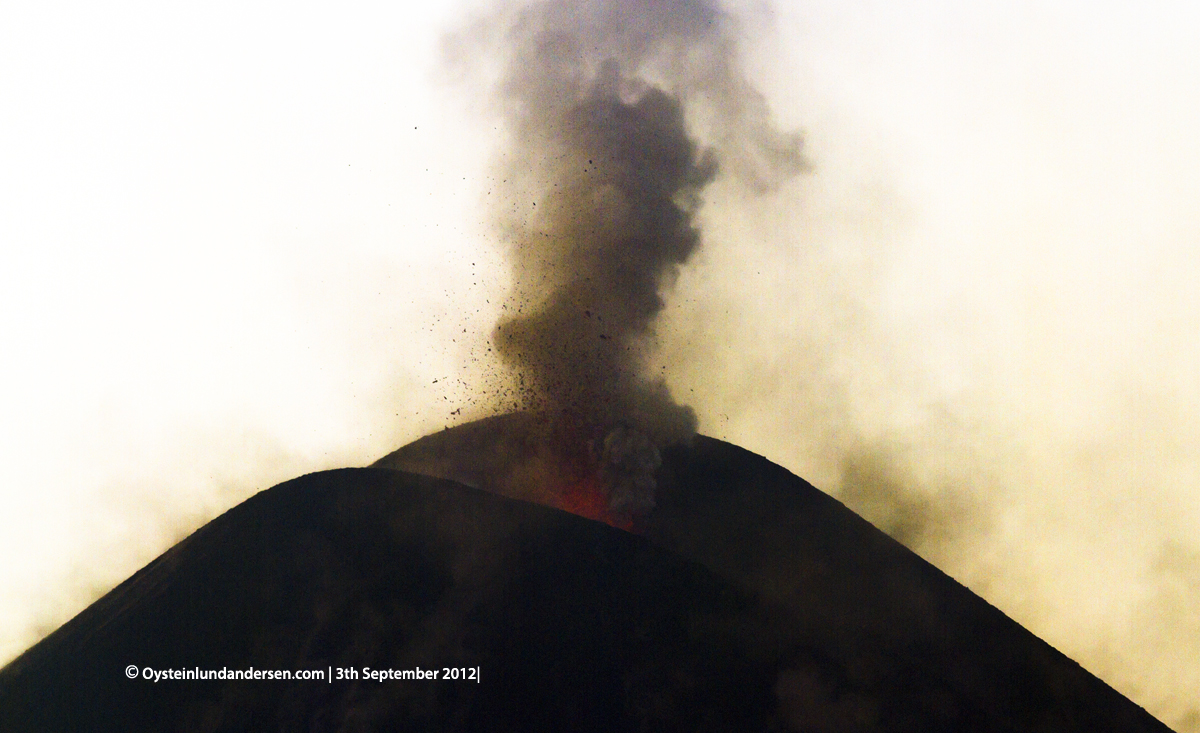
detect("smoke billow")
(451, 0), (803, 507)
(493, 60), (716, 448)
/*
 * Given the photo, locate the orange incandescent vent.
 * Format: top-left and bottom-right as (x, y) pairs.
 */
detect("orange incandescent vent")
(553, 473), (635, 533)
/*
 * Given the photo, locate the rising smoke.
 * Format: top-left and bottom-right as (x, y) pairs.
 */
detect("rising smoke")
(492, 60), (716, 449)
(450, 2), (1200, 728)
(4, 2), (1197, 730)
(450, 0), (804, 503)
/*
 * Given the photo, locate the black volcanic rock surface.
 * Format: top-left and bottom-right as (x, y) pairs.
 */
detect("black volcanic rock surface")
(0, 417), (1174, 732)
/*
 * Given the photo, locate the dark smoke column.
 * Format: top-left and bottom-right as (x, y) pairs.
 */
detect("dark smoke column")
(467, 0), (804, 520)
(494, 60), (715, 451)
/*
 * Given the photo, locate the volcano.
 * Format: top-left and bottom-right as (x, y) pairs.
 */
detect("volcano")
(0, 414), (1173, 732)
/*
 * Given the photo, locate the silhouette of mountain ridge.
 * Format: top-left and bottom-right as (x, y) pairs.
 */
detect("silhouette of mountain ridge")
(0, 415), (1174, 731)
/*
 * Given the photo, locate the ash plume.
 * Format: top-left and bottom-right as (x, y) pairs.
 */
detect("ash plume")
(456, 0), (804, 475)
(493, 64), (714, 448)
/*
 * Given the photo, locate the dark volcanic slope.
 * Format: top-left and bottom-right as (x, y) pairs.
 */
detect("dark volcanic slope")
(1, 469), (785, 732)
(0, 419), (1173, 732)
(376, 415), (1173, 733)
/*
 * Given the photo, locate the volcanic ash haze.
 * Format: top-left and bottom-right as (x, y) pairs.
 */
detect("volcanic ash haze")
(5, 0), (1199, 730)
(464, 0), (804, 509)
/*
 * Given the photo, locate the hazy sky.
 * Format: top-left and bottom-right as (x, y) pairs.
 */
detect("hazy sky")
(1, 1), (1197, 729)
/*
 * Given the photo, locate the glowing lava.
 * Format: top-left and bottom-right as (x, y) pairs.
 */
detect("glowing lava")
(554, 473), (636, 533)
